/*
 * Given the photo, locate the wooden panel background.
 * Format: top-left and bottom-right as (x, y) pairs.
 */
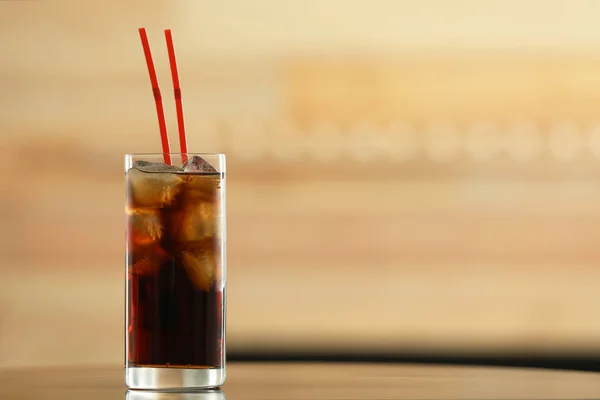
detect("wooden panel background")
(2, 0), (600, 367)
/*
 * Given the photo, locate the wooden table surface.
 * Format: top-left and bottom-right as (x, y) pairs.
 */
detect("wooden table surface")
(1, 362), (600, 400)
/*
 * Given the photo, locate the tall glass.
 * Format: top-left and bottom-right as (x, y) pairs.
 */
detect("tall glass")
(124, 153), (226, 390)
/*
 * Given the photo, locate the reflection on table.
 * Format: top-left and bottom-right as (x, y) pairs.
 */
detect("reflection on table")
(126, 389), (225, 400)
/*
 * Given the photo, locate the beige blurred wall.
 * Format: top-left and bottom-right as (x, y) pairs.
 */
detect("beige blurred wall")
(2, 0), (600, 367)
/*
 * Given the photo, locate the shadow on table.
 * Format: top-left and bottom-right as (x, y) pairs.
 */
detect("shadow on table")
(229, 351), (600, 372)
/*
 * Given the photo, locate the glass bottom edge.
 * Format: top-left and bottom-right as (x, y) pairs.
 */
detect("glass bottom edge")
(126, 366), (225, 390)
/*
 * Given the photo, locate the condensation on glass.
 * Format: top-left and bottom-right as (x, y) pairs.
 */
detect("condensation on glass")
(124, 153), (226, 390)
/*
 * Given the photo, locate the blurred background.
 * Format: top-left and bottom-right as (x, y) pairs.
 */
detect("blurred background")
(2, 0), (600, 369)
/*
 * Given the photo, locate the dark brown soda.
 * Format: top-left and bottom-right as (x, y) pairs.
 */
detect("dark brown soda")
(126, 170), (224, 368)
(127, 266), (224, 367)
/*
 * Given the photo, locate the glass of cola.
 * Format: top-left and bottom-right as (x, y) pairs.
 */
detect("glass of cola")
(124, 153), (226, 390)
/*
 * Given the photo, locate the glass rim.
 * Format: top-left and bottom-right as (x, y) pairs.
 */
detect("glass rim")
(125, 153), (226, 157)
(124, 153), (226, 173)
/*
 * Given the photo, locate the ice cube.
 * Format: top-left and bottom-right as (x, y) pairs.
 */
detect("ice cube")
(129, 244), (168, 276)
(179, 240), (220, 291)
(184, 173), (222, 204)
(171, 197), (220, 243)
(168, 174), (222, 244)
(182, 156), (217, 173)
(128, 208), (163, 246)
(133, 160), (182, 173)
(127, 166), (185, 208)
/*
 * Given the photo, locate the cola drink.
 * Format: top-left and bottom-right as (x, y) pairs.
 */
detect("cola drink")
(125, 154), (226, 389)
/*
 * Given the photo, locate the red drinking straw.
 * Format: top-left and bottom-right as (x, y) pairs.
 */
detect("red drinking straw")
(164, 29), (188, 162)
(138, 27), (172, 165)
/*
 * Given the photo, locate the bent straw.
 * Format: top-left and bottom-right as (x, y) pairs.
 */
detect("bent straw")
(164, 29), (188, 163)
(138, 27), (172, 165)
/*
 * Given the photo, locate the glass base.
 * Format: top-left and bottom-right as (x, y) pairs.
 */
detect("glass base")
(126, 366), (225, 390)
